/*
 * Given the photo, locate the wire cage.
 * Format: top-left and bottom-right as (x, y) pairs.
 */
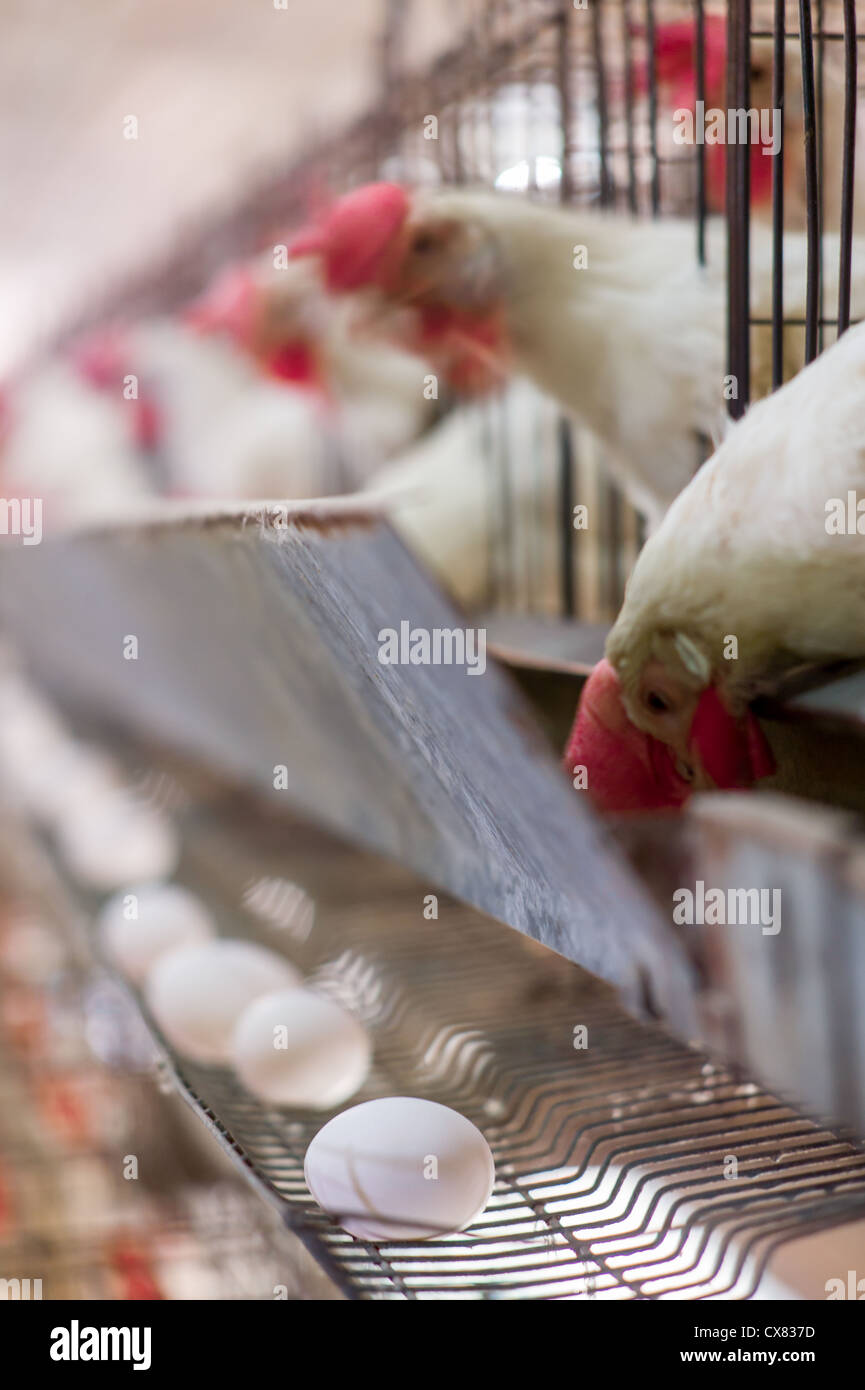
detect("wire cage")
(285, 0), (864, 622)
(54, 2), (864, 627)
(727, 0), (860, 415)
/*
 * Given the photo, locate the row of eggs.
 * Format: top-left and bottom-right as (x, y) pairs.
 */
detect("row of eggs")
(99, 884), (495, 1242)
(0, 675), (180, 889)
(0, 678), (495, 1240)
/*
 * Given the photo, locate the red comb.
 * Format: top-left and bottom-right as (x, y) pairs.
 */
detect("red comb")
(643, 16), (774, 209)
(564, 660), (692, 814)
(265, 341), (326, 394)
(184, 266), (258, 343)
(288, 182), (411, 292)
(654, 15), (727, 90)
(630, 16), (726, 100)
(416, 303), (510, 395)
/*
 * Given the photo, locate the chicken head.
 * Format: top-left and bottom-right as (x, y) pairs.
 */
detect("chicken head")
(289, 182), (510, 392)
(565, 655), (775, 814)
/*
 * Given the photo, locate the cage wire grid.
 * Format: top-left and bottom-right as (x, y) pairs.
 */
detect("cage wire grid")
(148, 919), (865, 1301)
(51, 784), (865, 1304)
(728, 0), (862, 412)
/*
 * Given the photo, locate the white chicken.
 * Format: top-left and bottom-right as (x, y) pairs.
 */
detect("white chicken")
(366, 376), (561, 610)
(289, 182), (864, 527)
(566, 317), (865, 814)
(126, 320), (344, 501)
(179, 256), (435, 486)
(0, 358), (153, 530)
(0, 257), (437, 531)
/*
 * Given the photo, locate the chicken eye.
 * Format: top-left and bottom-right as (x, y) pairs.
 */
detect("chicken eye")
(645, 689), (671, 714)
(411, 233), (437, 254)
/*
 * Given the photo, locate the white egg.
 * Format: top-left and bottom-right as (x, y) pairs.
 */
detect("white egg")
(98, 883), (216, 984)
(144, 939), (301, 1063)
(230, 987), (371, 1108)
(55, 789), (179, 889)
(304, 1097), (495, 1241)
(1, 734), (116, 823)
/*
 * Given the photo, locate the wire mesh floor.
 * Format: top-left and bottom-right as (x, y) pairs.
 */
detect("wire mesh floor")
(38, 770), (861, 1303)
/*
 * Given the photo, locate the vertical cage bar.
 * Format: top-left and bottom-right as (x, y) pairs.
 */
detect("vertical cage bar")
(604, 477), (623, 616)
(727, 0), (752, 418)
(375, 0), (405, 175)
(557, 1), (575, 615)
(480, 408), (500, 610)
(591, 0), (614, 206)
(557, 2), (575, 203)
(771, 0), (785, 389)
(645, 0), (661, 215)
(622, 0), (639, 215)
(695, 0), (707, 265)
(838, 0), (857, 336)
(482, 7), (516, 608)
(558, 419), (576, 619)
(816, 0), (825, 353)
(497, 406), (517, 611)
(798, 0), (820, 364)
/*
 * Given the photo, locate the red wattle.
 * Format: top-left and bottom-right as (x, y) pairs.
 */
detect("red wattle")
(416, 304), (510, 395)
(266, 342), (325, 392)
(688, 686), (776, 788)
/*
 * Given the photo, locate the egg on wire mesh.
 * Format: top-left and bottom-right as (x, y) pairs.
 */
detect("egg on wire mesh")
(0, 728), (117, 823)
(98, 883), (217, 984)
(304, 1096), (495, 1241)
(144, 939), (300, 1064)
(230, 986), (372, 1108)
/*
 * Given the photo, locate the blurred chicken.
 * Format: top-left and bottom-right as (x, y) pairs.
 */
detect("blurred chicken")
(565, 318), (865, 814)
(289, 182), (863, 526)
(0, 257), (436, 531)
(652, 14), (864, 229)
(366, 377), (559, 609)
(0, 357), (153, 529)
(115, 318), (345, 501)
(183, 256), (436, 475)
